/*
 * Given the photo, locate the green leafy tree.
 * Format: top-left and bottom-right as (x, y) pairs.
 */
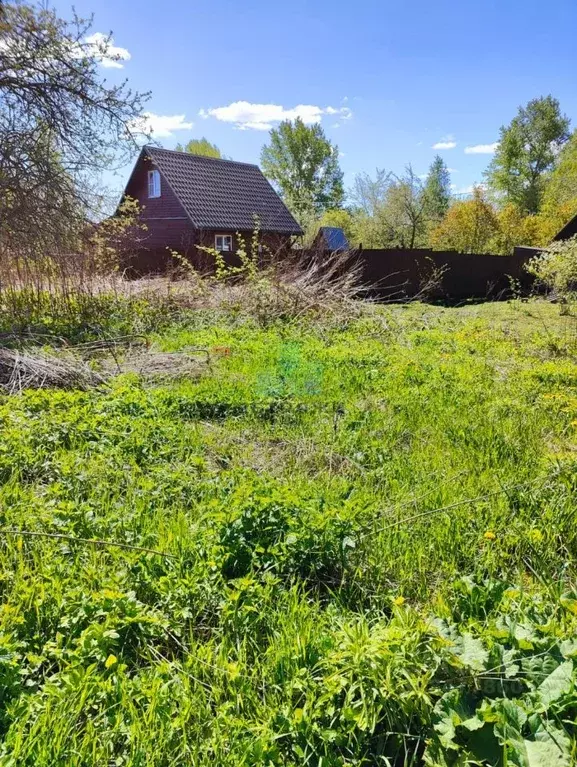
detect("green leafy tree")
(431, 186), (498, 253)
(261, 118), (344, 224)
(350, 168), (392, 217)
(526, 235), (577, 296)
(488, 204), (539, 254)
(348, 166), (427, 248)
(423, 155), (451, 224)
(305, 208), (358, 249)
(380, 166), (427, 248)
(175, 137), (224, 158)
(485, 95), (571, 214)
(543, 131), (577, 208)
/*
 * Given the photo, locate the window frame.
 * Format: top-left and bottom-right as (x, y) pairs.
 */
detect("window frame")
(147, 169), (161, 198)
(215, 234), (233, 252)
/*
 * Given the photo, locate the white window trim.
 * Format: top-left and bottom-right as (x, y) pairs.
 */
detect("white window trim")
(148, 169), (161, 198)
(215, 234), (233, 252)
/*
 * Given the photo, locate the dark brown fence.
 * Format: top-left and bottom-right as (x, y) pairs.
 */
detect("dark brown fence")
(127, 244), (539, 301)
(305, 247), (536, 301)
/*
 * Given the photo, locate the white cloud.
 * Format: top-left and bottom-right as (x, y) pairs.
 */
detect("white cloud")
(464, 142), (498, 154)
(432, 135), (457, 150)
(129, 112), (194, 138)
(200, 101), (352, 131)
(84, 32), (131, 69)
(0, 30), (131, 71)
(447, 167), (458, 173)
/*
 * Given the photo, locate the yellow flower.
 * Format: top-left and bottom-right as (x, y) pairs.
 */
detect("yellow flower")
(105, 654), (117, 669)
(392, 596), (405, 606)
(529, 528), (543, 543)
(570, 420), (577, 427)
(484, 531), (496, 541)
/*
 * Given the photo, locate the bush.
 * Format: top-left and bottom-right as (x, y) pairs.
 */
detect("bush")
(526, 236), (577, 298)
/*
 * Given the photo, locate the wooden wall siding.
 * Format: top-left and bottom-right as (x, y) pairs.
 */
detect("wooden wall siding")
(123, 231), (294, 276)
(125, 155), (190, 220)
(122, 154), (294, 268)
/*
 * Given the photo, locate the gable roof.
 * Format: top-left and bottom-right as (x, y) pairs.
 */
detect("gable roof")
(554, 211), (577, 241)
(315, 226), (350, 250)
(137, 146), (302, 235)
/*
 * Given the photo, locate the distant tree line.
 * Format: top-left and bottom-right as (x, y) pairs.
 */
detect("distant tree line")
(3, 0), (575, 260)
(245, 96), (577, 254)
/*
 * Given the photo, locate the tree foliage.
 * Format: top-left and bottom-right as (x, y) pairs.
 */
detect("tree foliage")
(423, 155), (451, 224)
(526, 235), (577, 296)
(348, 167), (428, 249)
(379, 167), (427, 248)
(261, 118), (344, 225)
(430, 187), (498, 253)
(175, 137), (224, 158)
(485, 96), (570, 214)
(0, 2), (148, 254)
(315, 209), (358, 249)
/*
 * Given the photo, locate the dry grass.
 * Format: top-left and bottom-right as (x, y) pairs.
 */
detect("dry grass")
(0, 337), (211, 393)
(0, 348), (105, 394)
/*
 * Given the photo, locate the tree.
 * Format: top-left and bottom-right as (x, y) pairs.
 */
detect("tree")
(316, 208), (357, 248)
(430, 186), (498, 253)
(526, 236), (577, 297)
(348, 168), (393, 248)
(488, 204), (539, 255)
(485, 95), (571, 214)
(423, 155), (451, 224)
(0, 2), (148, 254)
(380, 166), (427, 248)
(350, 168), (392, 217)
(175, 137), (223, 158)
(261, 118), (344, 224)
(347, 166), (429, 249)
(543, 131), (577, 208)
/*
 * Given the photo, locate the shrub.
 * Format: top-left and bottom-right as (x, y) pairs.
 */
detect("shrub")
(526, 235), (577, 298)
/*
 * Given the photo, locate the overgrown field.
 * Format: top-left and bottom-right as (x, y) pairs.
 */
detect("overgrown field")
(1, 298), (577, 765)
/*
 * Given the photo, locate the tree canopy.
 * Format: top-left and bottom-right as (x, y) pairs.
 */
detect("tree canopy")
(541, 130), (577, 211)
(430, 187), (498, 253)
(0, 2), (147, 254)
(485, 95), (570, 214)
(423, 156), (451, 224)
(175, 137), (224, 158)
(261, 118), (344, 225)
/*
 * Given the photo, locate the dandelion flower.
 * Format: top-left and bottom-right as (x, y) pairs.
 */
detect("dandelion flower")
(484, 531), (496, 541)
(529, 529), (543, 543)
(392, 596), (405, 606)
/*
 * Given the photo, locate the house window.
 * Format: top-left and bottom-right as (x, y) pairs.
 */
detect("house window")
(215, 234), (233, 252)
(148, 169), (161, 198)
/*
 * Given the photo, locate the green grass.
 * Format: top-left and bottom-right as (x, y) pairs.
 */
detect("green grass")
(1, 298), (577, 765)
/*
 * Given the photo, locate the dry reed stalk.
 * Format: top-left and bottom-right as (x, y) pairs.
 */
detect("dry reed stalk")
(0, 348), (105, 394)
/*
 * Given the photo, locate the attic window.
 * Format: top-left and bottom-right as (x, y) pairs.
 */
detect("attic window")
(148, 169), (161, 198)
(215, 234), (233, 252)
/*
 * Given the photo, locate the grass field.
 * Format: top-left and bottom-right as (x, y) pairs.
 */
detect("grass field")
(1, 297), (577, 765)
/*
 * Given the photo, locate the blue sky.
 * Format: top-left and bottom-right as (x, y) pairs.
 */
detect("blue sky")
(57, 0), (577, 198)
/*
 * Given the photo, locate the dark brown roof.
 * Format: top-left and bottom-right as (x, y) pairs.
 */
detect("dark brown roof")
(142, 146), (302, 235)
(554, 212), (577, 241)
